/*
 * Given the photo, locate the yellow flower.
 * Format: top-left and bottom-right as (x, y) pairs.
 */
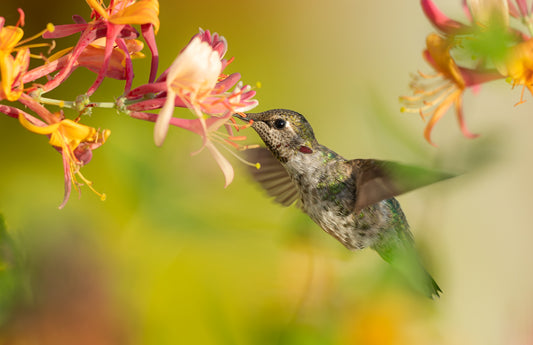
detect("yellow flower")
(0, 21), (29, 101)
(18, 113), (110, 208)
(86, 0), (160, 33)
(0, 10), (54, 101)
(504, 38), (533, 105)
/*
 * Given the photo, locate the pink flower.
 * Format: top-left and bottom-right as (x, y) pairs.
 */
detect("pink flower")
(154, 35), (223, 146)
(41, 0), (159, 95)
(421, 0), (468, 34)
(140, 29), (258, 186)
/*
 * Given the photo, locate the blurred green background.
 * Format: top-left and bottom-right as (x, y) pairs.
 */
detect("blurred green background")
(1, 0), (533, 344)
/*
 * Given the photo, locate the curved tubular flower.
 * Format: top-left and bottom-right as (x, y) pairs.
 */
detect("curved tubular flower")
(401, 0), (527, 144)
(401, 33), (502, 145)
(154, 35), (222, 147)
(87, 0), (160, 33)
(421, 0), (468, 34)
(153, 31), (258, 146)
(84, 0), (159, 94)
(505, 38), (533, 104)
(0, 15), (31, 102)
(18, 113), (110, 209)
(41, 0), (159, 95)
(23, 38), (143, 90)
(126, 29), (258, 186)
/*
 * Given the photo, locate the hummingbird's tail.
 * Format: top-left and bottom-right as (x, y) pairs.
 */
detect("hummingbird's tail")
(370, 203), (441, 298)
(373, 238), (441, 298)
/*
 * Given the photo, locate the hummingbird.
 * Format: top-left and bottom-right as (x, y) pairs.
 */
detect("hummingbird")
(235, 109), (453, 298)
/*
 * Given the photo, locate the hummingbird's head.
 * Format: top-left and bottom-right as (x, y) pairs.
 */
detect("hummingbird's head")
(234, 109), (318, 162)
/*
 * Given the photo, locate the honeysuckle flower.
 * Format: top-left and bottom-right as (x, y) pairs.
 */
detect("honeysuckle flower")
(153, 30), (258, 147)
(401, 0), (533, 144)
(125, 69), (257, 112)
(84, 0), (159, 94)
(41, 0), (159, 95)
(21, 38), (143, 93)
(87, 0), (160, 34)
(0, 46), (29, 102)
(421, 0), (469, 34)
(123, 29), (257, 186)
(18, 113), (110, 209)
(504, 38), (533, 104)
(154, 35), (222, 147)
(0, 19), (28, 101)
(0, 10), (52, 101)
(401, 33), (502, 145)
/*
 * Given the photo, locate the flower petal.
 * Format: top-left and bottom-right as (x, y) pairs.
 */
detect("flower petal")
(18, 113), (60, 135)
(205, 140), (234, 187)
(109, 0), (160, 34)
(454, 95), (478, 138)
(166, 36), (222, 100)
(59, 149), (73, 210)
(43, 23), (87, 39)
(468, 0), (509, 27)
(423, 90), (461, 145)
(154, 89), (176, 146)
(421, 0), (466, 34)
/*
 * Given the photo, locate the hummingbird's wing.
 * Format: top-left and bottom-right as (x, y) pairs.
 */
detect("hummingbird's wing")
(244, 147), (300, 206)
(350, 159), (455, 213)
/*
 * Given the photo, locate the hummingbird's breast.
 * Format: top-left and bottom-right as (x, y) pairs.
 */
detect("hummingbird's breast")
(284, 148), (392, 250)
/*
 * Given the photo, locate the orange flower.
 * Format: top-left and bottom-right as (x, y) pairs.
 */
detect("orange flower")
(18, 113), (110, 209)
(86, 0), (160, 33)
(504, 38), (533, 105)
(0, 16), (30, 101)
(401, 33), (502, 145)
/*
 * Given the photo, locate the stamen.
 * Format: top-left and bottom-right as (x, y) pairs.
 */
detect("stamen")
(240, 144), (260, 150)
(400, 106), (424, 114)
(417, 70), (443, 79)
(227, 135), (246, 141)
(47, 39), (56, 55)
(218, 141), (260, 169)
(514, 84), (528, 106)
(217, 73), (229, 82)
(229, 117), (253, 131)
(403, 83), (456, 106)
(222, 138), (239, 149)
(76, 170), (106, 201)
(17, 24), (55, 47)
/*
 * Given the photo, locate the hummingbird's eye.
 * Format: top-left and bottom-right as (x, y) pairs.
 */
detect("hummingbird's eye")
(273, 119), (286, 129)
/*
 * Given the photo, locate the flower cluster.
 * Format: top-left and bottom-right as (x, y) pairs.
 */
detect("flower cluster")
(0, 1), (258, 208)
(401, 0), (533, 145)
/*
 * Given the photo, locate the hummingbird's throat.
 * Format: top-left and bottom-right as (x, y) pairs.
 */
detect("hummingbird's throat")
(299, 145), (313, 154)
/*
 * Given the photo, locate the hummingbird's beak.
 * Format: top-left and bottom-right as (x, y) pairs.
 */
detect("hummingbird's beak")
(232, 113), (249, 122)
(233, 112), (265, 123)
